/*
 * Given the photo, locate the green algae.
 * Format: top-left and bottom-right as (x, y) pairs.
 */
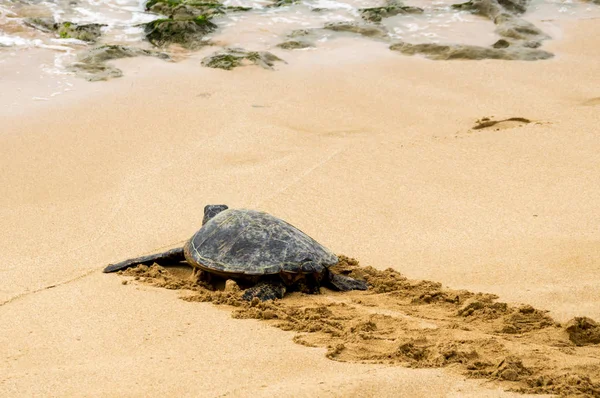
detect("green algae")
(276, 40), (313, 50)
(389, 41), (553, 61)
(201, 48), (284, 70)
(144, 16), (217, 48)
(25, 18), (105, 42)
(69, 45), (170, 81)
(359, 1), (423, 23)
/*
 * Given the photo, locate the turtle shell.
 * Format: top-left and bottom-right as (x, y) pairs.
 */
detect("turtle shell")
(183, 209), (338, 277)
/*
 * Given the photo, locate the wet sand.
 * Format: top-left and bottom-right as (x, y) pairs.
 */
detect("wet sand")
(1, 20), (600, 397)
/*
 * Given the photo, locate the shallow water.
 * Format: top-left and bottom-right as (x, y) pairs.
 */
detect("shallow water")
(0, 0), (599, 79)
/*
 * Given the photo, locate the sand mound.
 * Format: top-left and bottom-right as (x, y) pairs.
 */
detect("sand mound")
(118, 257), (600, 396)
(565, 317), (600, 346)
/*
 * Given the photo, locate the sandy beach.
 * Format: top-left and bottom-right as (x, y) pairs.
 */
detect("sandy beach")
(2, 13), (600, 397)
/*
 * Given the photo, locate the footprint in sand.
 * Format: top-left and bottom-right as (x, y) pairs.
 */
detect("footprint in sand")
(472, 117), (532, 131)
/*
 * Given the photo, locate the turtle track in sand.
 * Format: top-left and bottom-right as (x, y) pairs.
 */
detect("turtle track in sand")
(117, 257), (600, 396)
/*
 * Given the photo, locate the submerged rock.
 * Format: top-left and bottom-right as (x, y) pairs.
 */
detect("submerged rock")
(492, 39), (510, 48)
(23, 18), (56, 33)
(69, 45), (170, 81)
(144, 16), (216, 49)
(268, 0), (300, 7)
(77, 45), (170, 64)
(147, 0), (224, 17)
(56, 22), (105, 42)
(24, 18), (105, 42)
(494, 13), (548, 41)
(276, 40), (313, 50)
(497, 0), (529, 14)
(453, 0), (528, 14)
(201, 48), (284, 70)
(68, 63), (123, 82)
(288, 29), (313, 38)
(279, 29), (320, 49)
(323, 22), (388, 38)
(389, 41), (553, 61)
(443, 0), (553, 59)
(147, 0), (216, 11)
(360, 0), (423, 23)
(147, 0), (252, 15)
(450, 0), (548, 42)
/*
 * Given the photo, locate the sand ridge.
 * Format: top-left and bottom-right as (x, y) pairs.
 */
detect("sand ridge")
(118, 256), (600, 397)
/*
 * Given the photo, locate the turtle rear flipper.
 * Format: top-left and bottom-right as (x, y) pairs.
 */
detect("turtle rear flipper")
(242, 282), (286, 301)
(327, 272), (368, 291)
(103, 247), (185, 273)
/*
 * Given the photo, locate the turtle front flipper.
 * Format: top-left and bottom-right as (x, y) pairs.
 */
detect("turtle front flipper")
(326, 271), (368, 291)
(242, 282), (286, 301)
(103, 247), (185, 273)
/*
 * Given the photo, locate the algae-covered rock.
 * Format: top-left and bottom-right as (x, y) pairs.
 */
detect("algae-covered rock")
(69, 45), (170, 81)
(452, 0), (527, 14)
(142, 0), (244, 49)
(68, 63), (123, 82)
(451, 0), (504, 17)
(494, 13), (548, 41)
(169, 4), (221, 19)
(146, 0), (252, 16)
(56, 22), (105, 42)
(78, 45), (170, 64)
(324, 22), (388, 38)
(492, 39), (510, 48)
(144, 16), (216, 48)
(23, 18), (59, 33)
(147, 0), (223, 16)
(360, 0), (423, 23)
(268, 0), (300, 7)
(450, 0), (547, 43)
(390, 41), (552, 61)
(276, 40), (313, 50)
(146, 0), (218, 11)
(24, 18), (105, 42)
(288, 29), (312, 38)
(201, 48), (284, 70)
(448, 0), (550, 57)
(497, 0), (529, 14)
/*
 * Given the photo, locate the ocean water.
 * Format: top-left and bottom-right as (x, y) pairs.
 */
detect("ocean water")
(0, 0), (598, 77)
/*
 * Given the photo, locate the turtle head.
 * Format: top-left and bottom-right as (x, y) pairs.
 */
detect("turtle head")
(202, 204), (229, 225)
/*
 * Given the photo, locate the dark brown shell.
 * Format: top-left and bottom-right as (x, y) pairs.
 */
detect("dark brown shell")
(183, 209), (338, 277)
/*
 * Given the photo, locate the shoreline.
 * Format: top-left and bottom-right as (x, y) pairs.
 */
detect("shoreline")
(1, 19), (599, 397)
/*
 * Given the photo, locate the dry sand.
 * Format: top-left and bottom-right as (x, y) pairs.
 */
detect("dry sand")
(1, 20), (600, 397)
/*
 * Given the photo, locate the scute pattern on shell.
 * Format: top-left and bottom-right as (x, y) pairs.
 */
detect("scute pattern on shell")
(184, 209), (338, 276)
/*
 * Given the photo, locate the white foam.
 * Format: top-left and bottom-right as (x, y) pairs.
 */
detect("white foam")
(2, 0), (599, 81)
(0, 35), (32, 47)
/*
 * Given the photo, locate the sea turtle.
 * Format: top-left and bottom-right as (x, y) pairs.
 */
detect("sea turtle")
(104, 205), (367, 300)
